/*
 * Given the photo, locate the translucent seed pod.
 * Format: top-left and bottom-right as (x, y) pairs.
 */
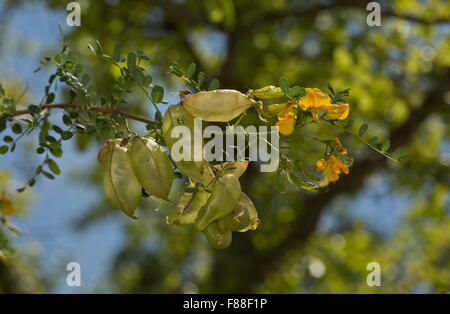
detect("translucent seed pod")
(203, 221), (232, 249)
(169, 187), (210, 226)
(98, 140), (142, 218)
(195, 174), (241, 232)
(130, 137), (174, 200)
(182, 89), (255, 122)
(162, 104), (213, 184)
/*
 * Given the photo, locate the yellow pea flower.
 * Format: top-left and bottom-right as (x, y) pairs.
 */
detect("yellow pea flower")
(329, 155), (349, 174)
(275, 104), (297, 135)
(298, 88), (350, 122)
(316, 158), (327, 171)
(333, 137), (348, 155)
(316, 156), (349, 186)
(299, 88), (331, 122)
(0, 192), (14, 216)
(324, 103), (350, 120)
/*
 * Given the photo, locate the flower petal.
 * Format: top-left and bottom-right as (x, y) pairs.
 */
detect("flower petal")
(276, 104), (297, 135)
(333, 137), (348, 154)
(325, 103), (350, 120)
(330, 156), (349, 174)
(276, 119), (295, 135)
(316, 158), (327, 172)
(299, 88), (331, 110)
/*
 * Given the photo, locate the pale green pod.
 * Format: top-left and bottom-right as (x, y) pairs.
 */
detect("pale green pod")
(182, 89), (255, 122)
(218, 200), (251, 232)
(265, 102), (290, 116)
(237, 193), (260, 232)
(195, 174), (241, 232)
(99, 140), (142, 218)
(218, 192), (259, 232)
(97, 142), (110, 164)
(203, 221), (232, 249)
(252, 85), (284, 99)
(212, 160), (249, 178)
(169, 188), (210, 226)
(167, 189), (194, 225)
(130, 137), (174, 200)
(162, 104), (213, 184)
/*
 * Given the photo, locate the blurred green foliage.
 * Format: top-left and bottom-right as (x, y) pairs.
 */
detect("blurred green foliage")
(1, 0), (449, 293)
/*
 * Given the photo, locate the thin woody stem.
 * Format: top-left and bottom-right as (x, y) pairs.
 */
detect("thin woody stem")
(0, 103), (161, 125)
(300, 133), (328, 144)
(323, 118), (398, 163)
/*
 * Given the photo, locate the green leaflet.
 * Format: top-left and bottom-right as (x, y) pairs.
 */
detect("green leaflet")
(195, 174), (241, 232)
(98, 140), (142, 218)
(130, 137), (174, 200)
(182, 89), (255, 122)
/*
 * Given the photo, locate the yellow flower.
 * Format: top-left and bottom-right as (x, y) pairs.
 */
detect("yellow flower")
(275, 104), (297, 135)
(299, 88), (331, 122)
(324, 103), (350, 120)
(298, 88), (350, 121)
(333, 137), (348, 154)
(0, 192), (14, 216)
(330, 155), (349, 174)
(316, 159), (327, 171)
(316, 156), (349, 186)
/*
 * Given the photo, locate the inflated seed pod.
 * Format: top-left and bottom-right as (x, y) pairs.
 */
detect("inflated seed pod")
(218, 199), (251, 232)
(98, 140), (142, 218)
(212, 160), (249, 179)
(97, 140), (113, 164)
(237, 193), (260, 232)
(129, 137), (174, 200)
(169, 187), (210, 226)
(265, 102), (290, 116)
(162, 104), (213, 184)
(251, 85), (284, 99)
(167, 189), (194, 224)
(182, 89), (255, 122)
(195, 174), (241, 232)
(255, 99), (291, 120)
(218, 192), (259, 232)
(203, 221), (232, 249)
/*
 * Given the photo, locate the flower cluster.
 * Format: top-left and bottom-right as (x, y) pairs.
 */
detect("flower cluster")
(316, 155), (349, 186)
(315, 137), (351, 186)
(251, 85), (352, 188)
(275, 88), (350, 136)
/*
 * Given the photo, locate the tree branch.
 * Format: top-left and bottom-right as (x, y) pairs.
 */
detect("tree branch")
(0, 103), (161, 125)
(153, 0), (225, 31)
(382, 11), (450, 24)
(244, 0), (450, 31)
(217, 29), (242, 88)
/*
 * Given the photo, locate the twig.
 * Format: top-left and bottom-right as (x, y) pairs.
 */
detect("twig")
(323, 118), (398, 162)
(0, 103), (161, 125)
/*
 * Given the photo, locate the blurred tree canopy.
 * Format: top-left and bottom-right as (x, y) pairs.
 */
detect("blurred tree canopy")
(0, 0), (449, 293)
